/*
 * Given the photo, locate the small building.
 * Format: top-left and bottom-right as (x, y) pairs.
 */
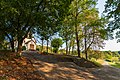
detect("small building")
(22, 38), (36, 50)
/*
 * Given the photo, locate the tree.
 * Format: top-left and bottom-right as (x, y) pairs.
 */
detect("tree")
(0, 0), (41, 53)
(1, 0), (71, 53)
(51, 38), (63, 53)
(69, 0), (98, 57)
(36, 0), (72, 53)
(82, 9), (107, 59)
(104, 0), (120, 42)
(59, 16), (74, 55)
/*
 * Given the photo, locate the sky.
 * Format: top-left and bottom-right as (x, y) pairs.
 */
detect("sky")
(97, 0), (120, 51)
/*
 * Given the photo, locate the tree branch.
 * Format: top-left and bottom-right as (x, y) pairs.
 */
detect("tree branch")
(36, 0), (44, 12)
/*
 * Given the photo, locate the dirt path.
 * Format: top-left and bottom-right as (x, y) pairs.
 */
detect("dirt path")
(88, 61), (120, 80)
(102, 61), (110, 66)
(22, 52), (120, 80)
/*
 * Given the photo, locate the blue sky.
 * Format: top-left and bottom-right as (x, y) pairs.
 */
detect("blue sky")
(96, 0), (106, 16)
(97, 0), (120, 51)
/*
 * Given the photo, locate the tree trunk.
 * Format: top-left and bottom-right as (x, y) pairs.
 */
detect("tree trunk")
(75, 25), (80, 57)
(41, 39), (43, 52)
(74, 5), (80, 57)
(72, 45), (74, 55)
(84, 27), (88, 59)
(18, 44), (22, 53)
(65, 39), (68, 55)
(68, 43), (71, 55)
(17, 39), (23, 54)
(51, 45), (52, 53)
(84, 37), (87, 59)
(46, 39), (49, 53)
(5, 33), (15, 52)
(10, 41), (15, 52)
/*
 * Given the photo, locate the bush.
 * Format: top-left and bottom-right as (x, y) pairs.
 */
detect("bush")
(105, 53), (112, 60)
(53, 48), (58, 53)
(111, 57), (119, 63)
(42, 51), (48, 55)
(90, 58), (96, 61)
(92, 60), (103, 67)
(22, 46), (26, 50)
(36, 48), (39, 51)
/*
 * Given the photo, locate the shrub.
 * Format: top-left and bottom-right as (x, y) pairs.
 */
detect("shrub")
(36, 48), (39, 51)
(42, 51), (48, 55)
(90, 58), (96, 61)
(111, 57), (119, 63)
(53, 48), (58, 53)
(22, 46), (26, 50)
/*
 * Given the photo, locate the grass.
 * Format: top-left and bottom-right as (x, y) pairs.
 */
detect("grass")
(108, 61), (120, 68)
(111, 63), (120, 68)
(92, 60), (103, 67)
(96, 59), (104, 64)
(90, 59), (103, 67)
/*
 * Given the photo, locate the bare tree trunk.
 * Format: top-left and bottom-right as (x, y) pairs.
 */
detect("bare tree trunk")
(11, 41), (15, 52)
(41, 39), (44, 52)
(46, 39), (49, 53)
(17, 40), (23, 54)
(68, 43), (71, 55)
(84, 26), (88, 59)
(65, 39), (68, 55)
(84, 37), (87, 59)
(72, 45), (74, 55)
(75, 24), (80, 57)
(6, 33), (15, 52)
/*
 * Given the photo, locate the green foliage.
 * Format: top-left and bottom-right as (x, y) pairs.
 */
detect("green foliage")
(105, 53), (112, 60)
(53, 48), (58, 53)
(91, 59), (103, 67)
(0, 0), (72, 52)
(111, 57), (119, 63)
(51, 38), (63, 53)
(104, 0), (120, 41)
(59, 49), (66, 54)
(42, 51), (48, 55)
(36, 48), (39, 51)
(111, 63), (120, 68)
(104, 0), (120, 28)
(22, 46), (26, 51)
(36, 45), (41, 51)
(88, 50), (104, 60)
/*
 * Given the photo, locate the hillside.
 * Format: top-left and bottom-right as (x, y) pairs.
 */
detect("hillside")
(0, 51), (120, 80)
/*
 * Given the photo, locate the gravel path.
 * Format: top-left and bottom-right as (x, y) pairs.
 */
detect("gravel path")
(22, 51), (120, 80)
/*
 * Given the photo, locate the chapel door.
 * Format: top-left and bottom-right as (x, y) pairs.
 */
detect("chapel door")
(30, 44), (34, 50)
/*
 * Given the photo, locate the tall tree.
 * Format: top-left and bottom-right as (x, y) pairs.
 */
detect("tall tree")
(69, 0), (97, 57)
(0, 0), (40, 53)
(81, 8), (107, 59)
(59, 16), (74, 55)
(36, 0), (73, 53)
(104, 0), (120, 42)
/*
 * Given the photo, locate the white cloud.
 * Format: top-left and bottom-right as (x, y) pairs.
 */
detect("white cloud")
(101, 39), (120, 51)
